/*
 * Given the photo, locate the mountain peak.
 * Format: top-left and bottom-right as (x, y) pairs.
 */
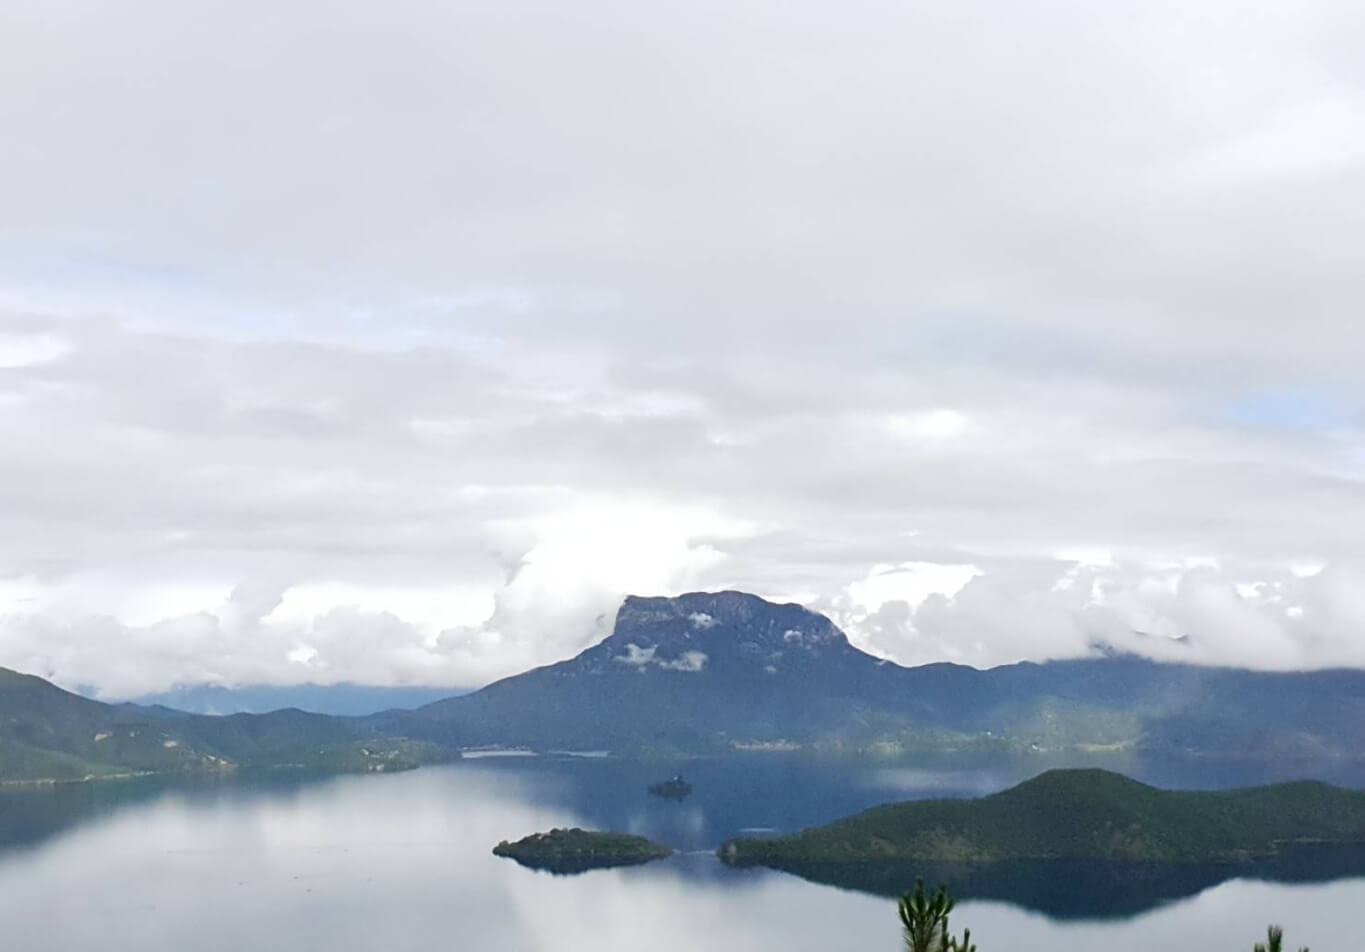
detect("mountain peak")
(1001, 768), (1158, 800)
(620, 590), (828, 627)
(582, 591), (852, 676)
(400, 588), (1365, 758)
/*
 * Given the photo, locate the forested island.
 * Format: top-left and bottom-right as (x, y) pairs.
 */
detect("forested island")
(493, 828), (673, 873)
(648, 775), (693, 799)
(721, 769), (1365, 867)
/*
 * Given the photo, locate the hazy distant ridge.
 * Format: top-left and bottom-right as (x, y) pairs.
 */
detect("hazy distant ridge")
(379, 591), (1365, 759)
(5, 591), (1365, 781)
(122, 683), (470, 717)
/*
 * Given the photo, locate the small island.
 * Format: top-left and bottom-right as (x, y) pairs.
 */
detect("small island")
(648, 774), (693, 800)
(720, 768), (1365, 868)
(493, 828), (673, 874)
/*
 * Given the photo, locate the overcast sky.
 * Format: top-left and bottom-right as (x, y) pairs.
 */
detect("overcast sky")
(2, 1), (1364, 697)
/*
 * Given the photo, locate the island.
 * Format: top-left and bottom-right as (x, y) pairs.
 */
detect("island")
(720, 768), (1365, 868)
(648, 774), (693, 800)
(493, 828), (673, 873)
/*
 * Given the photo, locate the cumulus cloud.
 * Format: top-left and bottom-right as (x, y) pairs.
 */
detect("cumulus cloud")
(823, 558), (1365, 673)
(0, 1), (1364, 692)
(660, 651), (708, 673)
(613, 644), (658, 668)
(612, 644), (708, 673)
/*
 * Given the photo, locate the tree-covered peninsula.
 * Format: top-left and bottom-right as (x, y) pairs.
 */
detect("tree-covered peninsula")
(721, 769), (1365, 867)
(493, 828), (673, 873)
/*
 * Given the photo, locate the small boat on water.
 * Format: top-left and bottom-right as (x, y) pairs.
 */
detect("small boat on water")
(647, 774), (694, 800)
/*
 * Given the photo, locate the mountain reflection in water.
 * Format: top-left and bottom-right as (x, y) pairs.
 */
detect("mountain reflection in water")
(757, 845), (1365, 920)
(2, 755), (1365, 951)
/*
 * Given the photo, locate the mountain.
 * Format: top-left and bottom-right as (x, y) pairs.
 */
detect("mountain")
(8, 589), (1365, 781)
(719, 768), (1365, 865)
(381, 591), (1365, 758)
(385, 592), (917, 753)
(0, 667), (443, 783)
(122, 683), (470, 716)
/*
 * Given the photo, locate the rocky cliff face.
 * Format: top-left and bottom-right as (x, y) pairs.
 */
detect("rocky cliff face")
(396, 590), (918, 752)
(393, 590), (1365, 759)
(568, 591), (855, 678)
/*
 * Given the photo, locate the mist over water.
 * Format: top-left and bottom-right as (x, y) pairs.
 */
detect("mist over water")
(4, 757), (1364, 952)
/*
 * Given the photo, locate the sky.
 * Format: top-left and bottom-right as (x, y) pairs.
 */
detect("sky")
(1, 1), (1364, 697)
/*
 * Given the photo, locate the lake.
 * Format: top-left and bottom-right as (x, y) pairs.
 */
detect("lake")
(4, 754), (1365, 951)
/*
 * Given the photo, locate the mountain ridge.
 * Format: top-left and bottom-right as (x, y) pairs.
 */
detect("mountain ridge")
(6, 590), (1365, 780)
(380, 591), (1365, 759)
(119, 682), (471, 716)
(0, 666), (444, 783)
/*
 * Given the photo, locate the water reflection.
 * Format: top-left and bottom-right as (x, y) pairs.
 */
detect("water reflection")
(755, 847), (1365, 920)
(0, 771), (340, 856)
(1, 757), (1363, 951)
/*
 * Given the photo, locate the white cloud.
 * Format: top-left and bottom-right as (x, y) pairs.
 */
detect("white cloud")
(659, 651), (708, 673)
(1186, 98), (1365, 185)
(613, 644), (656, 668)
(883, 410), (971, 442)
(1, 1), (1365, 691)
(0, 331), (69, 369)
(612, 644), (707, 673)
(825, 558), (1365, 673)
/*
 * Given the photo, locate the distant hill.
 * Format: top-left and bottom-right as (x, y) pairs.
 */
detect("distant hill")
(9, 590), (1365, 782)
(0, 667), (444, 783)
(121, 683), (470, 716)
(720, 768), (1365, 866)
(378, 591), (1365, 759)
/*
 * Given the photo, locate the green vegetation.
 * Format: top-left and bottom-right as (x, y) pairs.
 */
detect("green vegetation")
(0, 666), (448, 784)
(492, 828), (672, 873)
(1255, 926), (1308, 952)
(14, 587), (1365, 775)
(899, 880), (974, 952)
(382, 592), (1365, 760)
(647, 774), (693, 799)
(0, 739), (129, 784)
(721, 769), (1365, 866)
(894, 881), (1304, 952)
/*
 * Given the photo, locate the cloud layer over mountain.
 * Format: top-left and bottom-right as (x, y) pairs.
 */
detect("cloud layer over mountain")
(1, 1), (1364, 694)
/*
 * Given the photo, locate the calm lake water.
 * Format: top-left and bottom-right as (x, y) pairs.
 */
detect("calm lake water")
(3, 755), (1365, 951)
